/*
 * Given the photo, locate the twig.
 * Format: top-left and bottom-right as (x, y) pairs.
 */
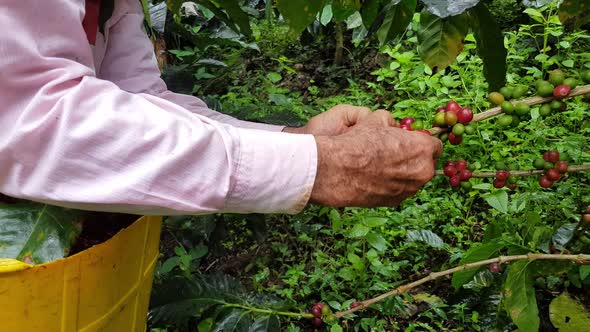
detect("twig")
(428, 84), (590, 136)
(333, 253), (590, 318)
(434, 164), (590, 178)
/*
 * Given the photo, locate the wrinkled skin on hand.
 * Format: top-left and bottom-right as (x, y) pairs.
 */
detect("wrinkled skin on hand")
(310, 111), (443, 207)
(283, 104), (375, 136)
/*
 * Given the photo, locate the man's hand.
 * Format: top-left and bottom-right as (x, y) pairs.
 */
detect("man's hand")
(310, 110), (443, 207)
(283, 104), (379, 136)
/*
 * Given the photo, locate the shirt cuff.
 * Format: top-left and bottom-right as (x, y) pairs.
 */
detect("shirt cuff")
(225, 128), (317, 214)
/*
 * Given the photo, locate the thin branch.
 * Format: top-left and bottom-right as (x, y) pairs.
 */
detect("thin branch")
(435, 164), (590, 178)
(333, 253), (590, 319)
(428, 84), (590, 136)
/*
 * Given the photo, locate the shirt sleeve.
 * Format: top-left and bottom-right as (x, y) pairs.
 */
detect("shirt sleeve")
(0, 0), (318, 215)
(98, 0), (284, 132)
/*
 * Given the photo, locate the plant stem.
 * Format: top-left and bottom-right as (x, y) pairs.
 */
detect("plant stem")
(428, 84), (590, 136)
(333, 253), (590, 319)
(334, 22), (344, 66)
(223, 303), (314, 319)
(435, 164), (590, 177)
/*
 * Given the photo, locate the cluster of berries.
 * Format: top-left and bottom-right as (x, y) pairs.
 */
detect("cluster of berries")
(433, 101), (475, 145)
(443, 160), (474, 189)
(532, 150), (568, 188)
(309, 302), (331, 327)
(395, 117), (432, 136)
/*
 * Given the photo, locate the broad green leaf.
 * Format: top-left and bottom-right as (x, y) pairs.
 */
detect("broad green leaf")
(524, 8), (544, 22)
(348, 252), (364, 270)
(452, 240), (505, 289)
(418, 11), (470, 72)
(420, 0), (481, 18)
(549, 293), (590, 331)
(320, 5), (333, 26)
(360, 0), (385, 28)
(469, 2), (507, 91)
(581, 265), (590, 280)
(0, 203), (82, 264)
(330, 324), (344, 332)
(266, 72), (282, 83)
(348, 223), (370, 237)
(376, 0), (417, 45)
(332, 0), (361, 22)
(329, 208), (343, 231)
(211, 308), (252, 331)
(504, 261), (539, 332)
(276, 0), (327, 36)
(364, 216), (388, 227)
(552, 223), (576, 251)
(366, 232), (388, 252)
(217, 0), (252, 36)
(406, 229), (444, 248)
(482, 191), (509, 213)
(248, 315), (280, 332)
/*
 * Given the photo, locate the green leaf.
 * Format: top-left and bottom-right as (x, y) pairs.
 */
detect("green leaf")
(364, 216), (388, 227)
(366, 232), (388, 252)
(452, 240), (505, 289)
(216, 0), (252, 36)
(320, 5), (334, 26)
(549, 293), (590, 330)
(504, 261), (539, 332)
(332, 0), (361, 22)
(0, 203), (82, 264)
(376, 0), (417, 46)
(277, 0), (327, 36)
(469, 3), (506, 91)
(266, 72), (282, 83)
(360, 0), (384, 28)
(330, 324), (344, 332)
(211, 308), (252, 331)
(482, 191), (509, 213)
(420, 0), (482, 18)
(347, 252), (365, 270)
(406, 229), (445, 248)
(580, 265), (590, 280)
(348, 224), (370, 237)
(552, 223), (577, 251)
(418, 10), (470, 72)
(248, 315), (280, 332)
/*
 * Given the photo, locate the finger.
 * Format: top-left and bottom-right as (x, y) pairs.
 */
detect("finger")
(371, 109), (395, 127)
(344, 106), (372, 126)
(430, 137), (444, 160)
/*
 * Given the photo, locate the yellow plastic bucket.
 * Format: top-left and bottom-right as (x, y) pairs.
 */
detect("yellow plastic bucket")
(0, 215), (163, 332)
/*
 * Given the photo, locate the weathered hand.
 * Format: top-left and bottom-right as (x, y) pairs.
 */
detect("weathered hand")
(310, 111), (443, 207)
(284, 104), (387, 136)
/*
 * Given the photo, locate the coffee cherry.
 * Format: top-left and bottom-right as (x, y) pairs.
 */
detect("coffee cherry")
(452, 123), (465, 136)
(555, 161), (568, 173)
(533, 158), (546, 170)
(450, 175), (461, 187)
(448, 133), (463, 145)
(445, 111), (458, 126)
(401, 117), (415, 126)
(499, 86), (513, 99)
(314, 303), (324, 310)
(445, 161), (457, 168)
(582, 70), (590, 84)
(489, 92), (505, 105)
(512, 86), (528, 99)
(501, 101), (515, 114)
(582, 214), (590, 224)
(563, 78), (578, 89)
(549, 69), (565, 86)
(321, 305), (331, 315)
(444, 166), (458, 177)
(436, 107), (446, 113)
(535, 79), (551, 90)
(546, 169), (561, 181)
(459, 169), (472, 181)
(489, 263), (501, 273)
(419, 129), (432, 135)
(507, 183), (517, 190)
(547, 150), (560, 163)
(445, 101), (462, 113)
(457, 107), (474, 124)
(434, 112), (446, 126)
(544, 162), (555, 170)
(464, 124), (475, 135)
(493, 179), (506, 189)
(553, 84), (571, 99)
(507, 175), (517, 184)
(496, 170), (509, 181)
(515, 103), (530, 116)
(411, 119), (425, 130)
(585, 205), (590, 214)
(539, 104), (552, 116)
(399, 124), (413, 131)
(537, 83), (554, 97)
(311, 317), (323, 327)
(456, 160), (468, 171)
(440, 133), (449, 142)
(498, 115), (513, 127)
(550, 100), (566, 111)
(311, 306), (322, 318)
(461, 181), (473, 190)
(350, 302), (362, 309)
(539, 176), (553, 188)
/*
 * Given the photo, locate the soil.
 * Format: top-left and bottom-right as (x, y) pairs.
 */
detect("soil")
(69, 212), (137, 255)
